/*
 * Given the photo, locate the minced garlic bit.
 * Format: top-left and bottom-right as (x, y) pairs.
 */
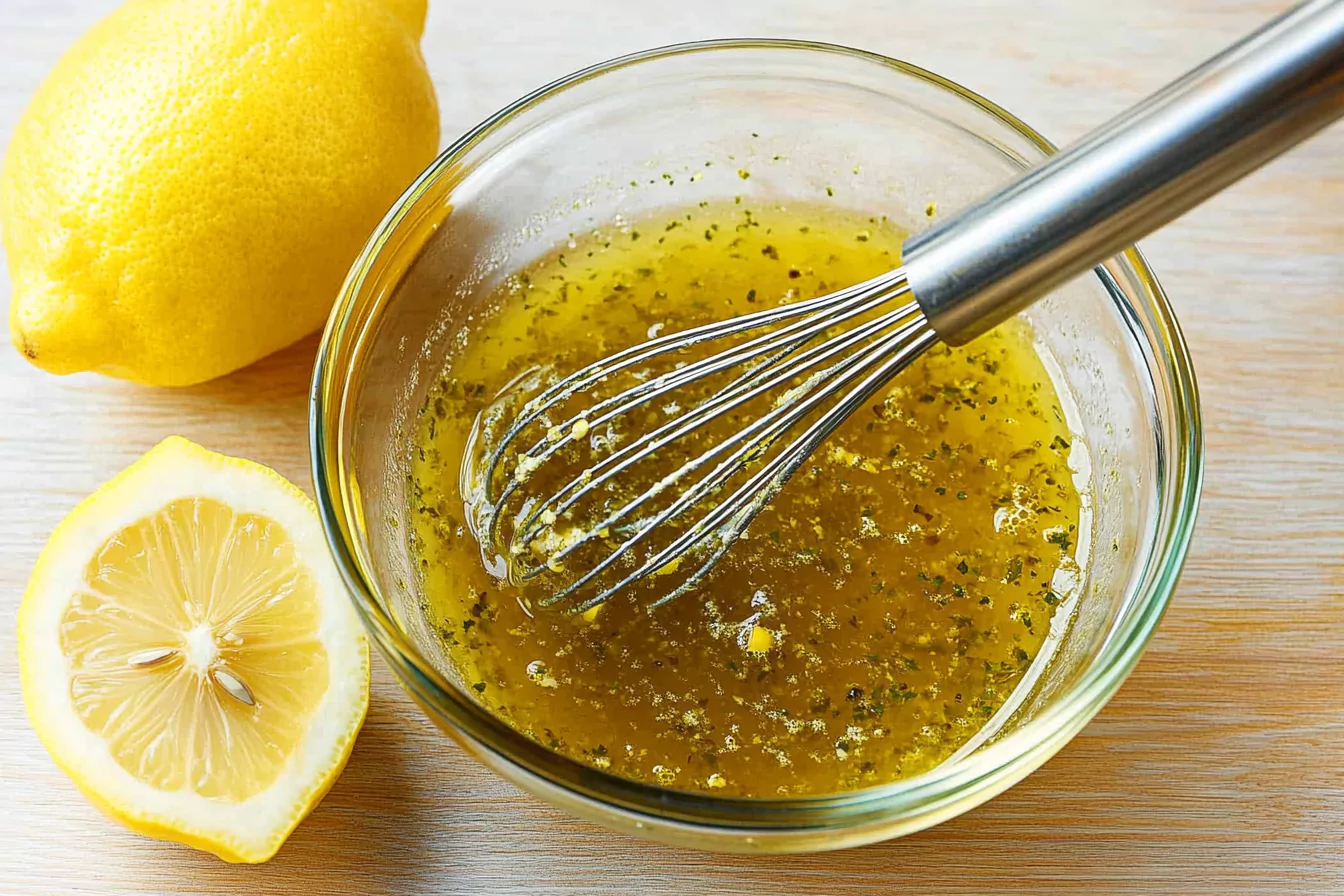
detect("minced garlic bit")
(525, 660), (560, 689)
(513, 452), (542, 482)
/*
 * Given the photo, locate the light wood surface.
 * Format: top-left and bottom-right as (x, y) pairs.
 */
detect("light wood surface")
(3, 1), (1342, 893)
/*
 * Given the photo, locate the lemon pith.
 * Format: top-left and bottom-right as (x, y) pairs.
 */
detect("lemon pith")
(18, 437), (370, 863)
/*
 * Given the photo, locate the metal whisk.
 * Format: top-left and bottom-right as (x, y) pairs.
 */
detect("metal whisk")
(474, 0), (1344, 611)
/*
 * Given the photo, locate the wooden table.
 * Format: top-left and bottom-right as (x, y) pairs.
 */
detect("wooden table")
(2, 1), (1342, 892)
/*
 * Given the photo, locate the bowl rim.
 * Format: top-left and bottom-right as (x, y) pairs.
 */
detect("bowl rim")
(310, 37), (1204, 833)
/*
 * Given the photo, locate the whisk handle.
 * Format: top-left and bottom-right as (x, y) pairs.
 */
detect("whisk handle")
(903, 0), (1344, 345)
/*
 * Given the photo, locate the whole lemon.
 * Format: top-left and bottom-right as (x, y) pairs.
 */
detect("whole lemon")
(1, 0), (439, 386)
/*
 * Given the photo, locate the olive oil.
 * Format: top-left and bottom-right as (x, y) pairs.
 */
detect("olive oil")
(409, 202), (1086, 797)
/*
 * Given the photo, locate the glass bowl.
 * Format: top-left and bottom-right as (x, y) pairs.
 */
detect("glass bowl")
(310, 39), (1203, 852)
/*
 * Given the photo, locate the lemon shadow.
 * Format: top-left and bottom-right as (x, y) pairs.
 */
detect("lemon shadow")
(259, 694), (441, 889)
(178, 332), (321, 409)
(158, 692), (446, 892)
(100, 333), (327, 489)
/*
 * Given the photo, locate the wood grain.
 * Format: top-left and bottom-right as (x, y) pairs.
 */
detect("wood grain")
(2, 1), (1342, 893)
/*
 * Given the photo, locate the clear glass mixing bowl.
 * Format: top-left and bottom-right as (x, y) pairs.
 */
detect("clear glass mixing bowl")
(310, 40), (1203, 852)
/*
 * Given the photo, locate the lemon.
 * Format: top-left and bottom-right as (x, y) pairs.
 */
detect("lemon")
(1, 0), (439, 386)
(17, 437), (370, 863)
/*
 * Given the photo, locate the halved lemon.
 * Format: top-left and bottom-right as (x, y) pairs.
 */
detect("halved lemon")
(17, 437), (369, 863)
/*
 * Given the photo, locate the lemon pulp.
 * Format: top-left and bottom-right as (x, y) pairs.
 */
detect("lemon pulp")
(62, 497), (328, 801)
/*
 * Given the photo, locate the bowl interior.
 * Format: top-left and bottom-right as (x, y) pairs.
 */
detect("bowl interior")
(315, 42), (1197, 841)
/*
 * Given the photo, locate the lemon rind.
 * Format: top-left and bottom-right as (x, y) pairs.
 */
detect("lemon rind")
(18, 436), (370, 863)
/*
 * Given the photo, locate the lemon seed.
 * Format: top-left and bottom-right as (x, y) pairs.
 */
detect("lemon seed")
(127, 647), (178, 668)
(211, 668), (256, 706)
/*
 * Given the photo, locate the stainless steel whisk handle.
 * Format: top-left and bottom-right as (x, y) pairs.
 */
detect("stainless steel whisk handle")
(903, 0), (1344, 345)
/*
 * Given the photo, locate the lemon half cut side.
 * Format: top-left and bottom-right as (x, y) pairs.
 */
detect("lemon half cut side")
(18, 437), (370, 863)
